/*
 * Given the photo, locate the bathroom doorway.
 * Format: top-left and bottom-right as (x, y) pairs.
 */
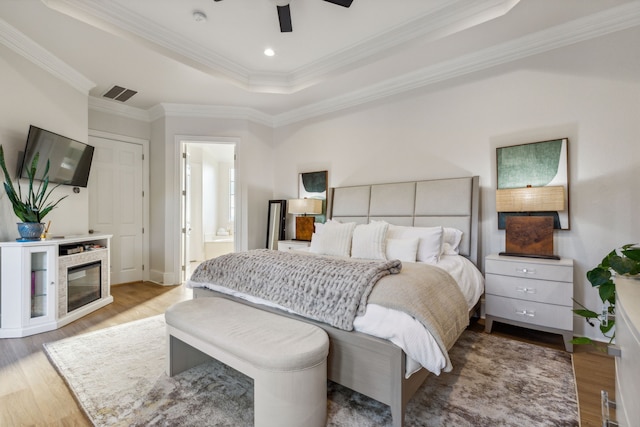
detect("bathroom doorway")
(180, 141), (236, 282)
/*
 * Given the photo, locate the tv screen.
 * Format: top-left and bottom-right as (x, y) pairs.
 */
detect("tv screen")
(19, 125), (94, 188)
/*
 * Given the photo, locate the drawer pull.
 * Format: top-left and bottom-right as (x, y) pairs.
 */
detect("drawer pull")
(601, 390), (618, 426)
(516, 267), (536, 275)
(515, 309), (535, 317)
(515, 286), (536, 294)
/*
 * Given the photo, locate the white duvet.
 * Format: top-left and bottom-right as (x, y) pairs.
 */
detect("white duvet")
(186, 253), (484, 377)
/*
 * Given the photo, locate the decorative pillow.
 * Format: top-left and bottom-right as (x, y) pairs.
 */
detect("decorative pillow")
(309, 220), (356, 257)
(387, 225), (443, 263)
(385, 238), (419, 262)
(351, 221), (389, 260)
(313, 222), (325, 235)
(442, 227), (463, 255)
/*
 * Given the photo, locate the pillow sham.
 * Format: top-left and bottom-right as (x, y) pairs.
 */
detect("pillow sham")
(313, 222), (325, 235)
(387, 224), (443, 263)
(309, 220), (356, 257)
(351, 221), (389, 260)
(385, 237), (419, 262)
(442, 227), (463, 255)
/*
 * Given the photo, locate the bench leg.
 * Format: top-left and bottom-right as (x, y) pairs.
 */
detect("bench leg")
(167, 333), (212, 377)
(254, 361), (327, 427)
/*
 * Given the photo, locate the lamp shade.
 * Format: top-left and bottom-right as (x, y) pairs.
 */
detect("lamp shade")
(288, 198), (322, 215)
(496, 186), (565, 212)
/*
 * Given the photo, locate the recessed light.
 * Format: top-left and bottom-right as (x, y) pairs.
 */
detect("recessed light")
(264, 48), (275, 57)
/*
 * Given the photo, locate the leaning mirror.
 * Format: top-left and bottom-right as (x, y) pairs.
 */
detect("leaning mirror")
(266, 199), (286, 249)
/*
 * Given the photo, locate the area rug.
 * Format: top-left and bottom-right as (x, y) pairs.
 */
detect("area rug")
(44, 315), (578, 426)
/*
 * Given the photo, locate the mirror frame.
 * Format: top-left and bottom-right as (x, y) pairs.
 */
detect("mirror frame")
(266, 199), (287, 249)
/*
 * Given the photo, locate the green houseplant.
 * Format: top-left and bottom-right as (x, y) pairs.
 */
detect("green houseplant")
(0, 144), (67, 239)
(572, 244), (640, 346)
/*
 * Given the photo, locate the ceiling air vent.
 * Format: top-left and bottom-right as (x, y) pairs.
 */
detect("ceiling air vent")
(103, 85), (137, 102)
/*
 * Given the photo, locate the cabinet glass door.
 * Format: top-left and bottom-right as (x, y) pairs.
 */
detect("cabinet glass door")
(30, 250), (48, 319)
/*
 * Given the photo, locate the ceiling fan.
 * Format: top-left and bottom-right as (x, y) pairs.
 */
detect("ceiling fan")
(272, 0), (354, 33)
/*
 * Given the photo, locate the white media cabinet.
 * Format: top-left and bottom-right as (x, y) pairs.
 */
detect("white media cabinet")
(0, 234), (113, 338)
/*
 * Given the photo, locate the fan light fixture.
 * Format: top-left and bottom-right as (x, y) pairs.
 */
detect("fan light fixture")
(264, 48), (275, 57)
(193, 10), (207, 22)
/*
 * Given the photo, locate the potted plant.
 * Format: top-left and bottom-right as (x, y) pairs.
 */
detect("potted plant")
(572, 244), (640, 346)
(0, 144), (67, 240)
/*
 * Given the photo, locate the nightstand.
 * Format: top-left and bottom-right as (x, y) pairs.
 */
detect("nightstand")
(484, 254), (574, 352)
(277, 240), (311, 252)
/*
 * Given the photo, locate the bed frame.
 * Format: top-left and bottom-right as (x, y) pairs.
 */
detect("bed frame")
(194, 176), (480, 427)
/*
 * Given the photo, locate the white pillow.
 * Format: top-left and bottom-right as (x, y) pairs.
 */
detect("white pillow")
(385, 238), (419, 262)
(309, 221), (356, 257)
(351, 221), (389, 260)
(442, 227), (463, 255)
(387, 225), (443, 263)
(313, 222), (325, 235)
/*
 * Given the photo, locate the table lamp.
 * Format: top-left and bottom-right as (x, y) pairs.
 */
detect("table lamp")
(288, 198), (322, 241)
(496, 185), (565, 259)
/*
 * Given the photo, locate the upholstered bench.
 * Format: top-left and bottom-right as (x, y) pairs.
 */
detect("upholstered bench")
(165, 297), (329, 427)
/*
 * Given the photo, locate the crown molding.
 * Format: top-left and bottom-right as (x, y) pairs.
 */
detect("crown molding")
(0, 17), (95, 94)
(273, 1), (640, 127)
(42, 0), (518, 94)
(89, 98), (274, 126)
(79, 2), (640, 128)
(42, 0), (251, 87)
(89, 96), (151, 122)
(152, 103), (274, 128)
(289, 0), (519, 89)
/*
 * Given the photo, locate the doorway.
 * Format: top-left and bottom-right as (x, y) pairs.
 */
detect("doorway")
(180, 141), (236, 282)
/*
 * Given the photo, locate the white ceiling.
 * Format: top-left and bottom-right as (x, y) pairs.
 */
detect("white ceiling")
(1, 0), (639, 125)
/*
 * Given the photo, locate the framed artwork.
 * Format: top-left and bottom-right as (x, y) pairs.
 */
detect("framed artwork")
(496, 138), (569, 230)
(299, 170), (328, 223)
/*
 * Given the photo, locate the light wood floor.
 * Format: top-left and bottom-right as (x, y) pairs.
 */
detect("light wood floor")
(0, 282), (615, 426)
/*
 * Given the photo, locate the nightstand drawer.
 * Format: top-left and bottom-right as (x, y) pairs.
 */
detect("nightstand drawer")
(485, 256), (573, 283)
(277, 240), (310, 252)
(486, 295), (572, 330)
(485, 273), (573, 307)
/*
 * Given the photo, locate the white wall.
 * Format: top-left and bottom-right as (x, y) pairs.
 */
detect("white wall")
(0, 44), (90, 241)
(272, 68), (640, 342)
(89, 110), (150, 142)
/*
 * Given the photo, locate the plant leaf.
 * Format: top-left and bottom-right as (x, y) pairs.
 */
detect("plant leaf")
(571, 337), (593, 345)
(621, 245), (640, 262)
(586, 267), (611, 287)
(572, 308), (599, 318)
(609, 254), (638, 276)
(599, 282), (616, 304)
(600, 319), (615, 334)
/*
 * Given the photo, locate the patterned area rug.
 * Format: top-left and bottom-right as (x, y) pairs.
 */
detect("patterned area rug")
(44, 315), (578, 426)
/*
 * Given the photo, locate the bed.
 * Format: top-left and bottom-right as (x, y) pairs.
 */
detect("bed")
(187, 176), (482, 427)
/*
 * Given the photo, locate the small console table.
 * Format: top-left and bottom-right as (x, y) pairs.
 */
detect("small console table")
(0, 234), (113, 338)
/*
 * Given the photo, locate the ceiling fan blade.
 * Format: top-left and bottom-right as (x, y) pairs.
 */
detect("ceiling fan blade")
(277, 5), (292, 32)
(323, 0), (353, 7)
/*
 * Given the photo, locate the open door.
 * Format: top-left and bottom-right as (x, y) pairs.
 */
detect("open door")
(180, 141), (236, 283)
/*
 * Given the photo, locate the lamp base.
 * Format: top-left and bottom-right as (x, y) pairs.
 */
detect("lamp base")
(505, 216), (555, 258)
(295, 216), (315, 241)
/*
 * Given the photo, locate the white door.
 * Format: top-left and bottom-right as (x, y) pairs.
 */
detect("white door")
(88, 136), (144, 285)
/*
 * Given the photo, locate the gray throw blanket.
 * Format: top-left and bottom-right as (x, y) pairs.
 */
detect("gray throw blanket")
(189, 249), (401, 330)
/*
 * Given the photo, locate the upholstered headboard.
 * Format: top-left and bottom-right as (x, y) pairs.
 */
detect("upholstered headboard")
(329, 176), (480, 265)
